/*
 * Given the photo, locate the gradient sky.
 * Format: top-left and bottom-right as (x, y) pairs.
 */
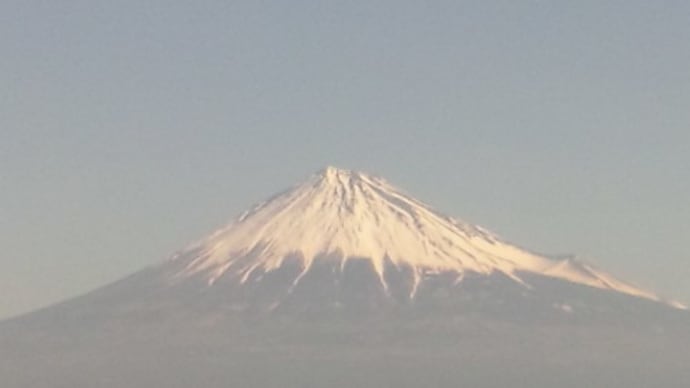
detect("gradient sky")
(2, 1), (689, 319)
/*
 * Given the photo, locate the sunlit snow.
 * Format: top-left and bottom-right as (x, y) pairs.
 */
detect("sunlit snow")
(171, 167), (683, 309)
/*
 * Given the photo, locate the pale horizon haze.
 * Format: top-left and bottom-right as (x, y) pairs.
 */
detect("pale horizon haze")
(2, 1), (689, 320)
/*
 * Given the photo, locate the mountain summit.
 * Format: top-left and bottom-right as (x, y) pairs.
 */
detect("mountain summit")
(161, 166), (682, 313)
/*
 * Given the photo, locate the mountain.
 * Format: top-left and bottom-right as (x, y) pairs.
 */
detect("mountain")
(2, 167), (689, 388)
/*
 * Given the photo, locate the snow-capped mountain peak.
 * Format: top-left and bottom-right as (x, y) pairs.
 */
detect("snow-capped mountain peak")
(170, 167), (683, 309)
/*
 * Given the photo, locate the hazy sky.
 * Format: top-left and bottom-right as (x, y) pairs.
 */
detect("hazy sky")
(1, 1), (689, 319)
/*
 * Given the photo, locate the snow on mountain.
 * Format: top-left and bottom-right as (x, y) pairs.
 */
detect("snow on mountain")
(168, 166), (682, 309)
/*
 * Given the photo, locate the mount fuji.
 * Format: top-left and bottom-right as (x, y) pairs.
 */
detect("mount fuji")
(2, 167), (689, 388)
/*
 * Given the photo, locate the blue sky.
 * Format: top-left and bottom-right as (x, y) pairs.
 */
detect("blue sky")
(2, 1), (689, 319)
